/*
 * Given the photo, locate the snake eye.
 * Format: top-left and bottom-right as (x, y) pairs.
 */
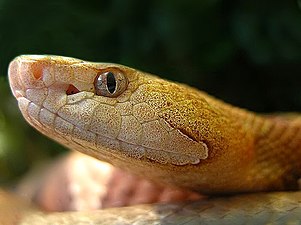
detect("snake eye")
(94, 70), (128, 97)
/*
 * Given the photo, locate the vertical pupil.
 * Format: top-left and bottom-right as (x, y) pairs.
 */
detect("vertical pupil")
(106, 72), (116, 94)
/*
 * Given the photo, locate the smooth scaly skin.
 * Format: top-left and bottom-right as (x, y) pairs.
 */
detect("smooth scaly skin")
(7, 55), (301, 224)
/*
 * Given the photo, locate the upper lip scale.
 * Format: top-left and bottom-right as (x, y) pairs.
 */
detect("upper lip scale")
(8, 57), (24, 98)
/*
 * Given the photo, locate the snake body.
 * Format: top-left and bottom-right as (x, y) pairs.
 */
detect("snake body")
(7, 55), (301, 224)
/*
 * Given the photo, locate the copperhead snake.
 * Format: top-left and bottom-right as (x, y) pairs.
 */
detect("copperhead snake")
(6, 55), (301, 224)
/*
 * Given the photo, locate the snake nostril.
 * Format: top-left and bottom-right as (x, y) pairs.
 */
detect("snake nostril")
(66, 84), (80, 95)
(31, 63), (44, 80)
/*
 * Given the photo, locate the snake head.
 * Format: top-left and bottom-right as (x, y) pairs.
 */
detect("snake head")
(8, 54), (210, 165)
(9, 55), (255, 193)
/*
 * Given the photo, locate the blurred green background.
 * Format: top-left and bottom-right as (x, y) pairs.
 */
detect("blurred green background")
(1, 0), (301, 184)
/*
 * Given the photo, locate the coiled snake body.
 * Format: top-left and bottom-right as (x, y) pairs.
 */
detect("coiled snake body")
(7, 55), (301, 224)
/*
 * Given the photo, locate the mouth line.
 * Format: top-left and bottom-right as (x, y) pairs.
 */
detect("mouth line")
(21, 97), (194, 165)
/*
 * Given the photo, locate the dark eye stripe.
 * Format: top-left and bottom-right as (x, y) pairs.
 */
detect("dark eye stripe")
(106, 72), (116, 94)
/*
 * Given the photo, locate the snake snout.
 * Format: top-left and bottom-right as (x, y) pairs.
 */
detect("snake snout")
(8, 55), (50, 99)
(8, 57), (24, 98)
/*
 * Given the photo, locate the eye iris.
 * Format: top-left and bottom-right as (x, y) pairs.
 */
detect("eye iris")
(94, 69), (127, 97)
(106, 72), (116, 94)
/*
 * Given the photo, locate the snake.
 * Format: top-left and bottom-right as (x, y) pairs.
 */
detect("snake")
(7, 55), (301, 224)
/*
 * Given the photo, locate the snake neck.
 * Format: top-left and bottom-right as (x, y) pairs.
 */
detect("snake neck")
(255, 114), (301, 189)
(226, 103), (301, 190)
